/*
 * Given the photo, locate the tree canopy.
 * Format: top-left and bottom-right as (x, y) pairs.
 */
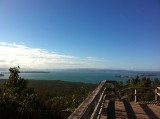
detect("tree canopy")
(0, 67), (95, 119)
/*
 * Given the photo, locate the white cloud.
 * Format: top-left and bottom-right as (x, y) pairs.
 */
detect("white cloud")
(86, 57), (105, 62)
(0, 42), (107, 69)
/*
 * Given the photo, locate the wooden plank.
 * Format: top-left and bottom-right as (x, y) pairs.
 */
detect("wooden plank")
(130, 102), (150, 119)
(115, 101), (128, 119)
(147, 104), (160, 117)
(99, 100), (109, 119)
(90, 88), (106, 119)
(68, 80), (160, 119)
(157, 93), (160, 96)
(67, 80), (107, 119)
(100, 100), (160, 119)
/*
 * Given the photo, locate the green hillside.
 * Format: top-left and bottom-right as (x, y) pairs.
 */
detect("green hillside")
(0, 79), (97, 96)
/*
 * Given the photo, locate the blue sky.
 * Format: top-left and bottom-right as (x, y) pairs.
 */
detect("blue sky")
(0, 0), (160, 71)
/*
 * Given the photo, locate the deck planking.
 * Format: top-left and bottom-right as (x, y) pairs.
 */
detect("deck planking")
(100, 100), (160, 119)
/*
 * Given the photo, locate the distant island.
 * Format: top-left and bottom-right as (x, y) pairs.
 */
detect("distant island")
(115, 75), (133, 79)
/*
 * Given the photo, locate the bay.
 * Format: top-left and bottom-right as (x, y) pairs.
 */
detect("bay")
(1, 69), (138, 83)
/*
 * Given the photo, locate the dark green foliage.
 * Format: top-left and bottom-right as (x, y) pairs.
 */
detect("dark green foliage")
(126, 76), (157, 88)
(27, 80), (97, 96)
(125, 76), (160, 101)
(117, 81), (123, 91)
(141, 77), (151, 87)
(131, 76), (140, 86)
(50, 94), (87, 119)
(152, 78), (160, 87)
(0, 67), (96, 119)
(4, 67), (28, 96)
(0, 67), (40, 119)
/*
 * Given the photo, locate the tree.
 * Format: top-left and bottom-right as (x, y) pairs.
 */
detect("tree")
(116, 81), (123, 91)
(0, 67), (39, 119)
(131, 76), (140, 86)
(4, 66), (28, 95)
(152, 78), (160, 87)
(141, 77), (151, 87)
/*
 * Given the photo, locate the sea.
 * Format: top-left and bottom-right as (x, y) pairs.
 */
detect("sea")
(1, 69), (160, 84)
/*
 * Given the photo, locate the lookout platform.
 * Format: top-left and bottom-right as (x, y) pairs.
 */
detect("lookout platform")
(100, 100), (160, 119)
(68, 80), (160, 119)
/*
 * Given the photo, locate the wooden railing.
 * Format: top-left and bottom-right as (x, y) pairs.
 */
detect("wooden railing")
(67, 80), (107, 119)
(68, 80), (160, 119)
(120, 87), (160, 102)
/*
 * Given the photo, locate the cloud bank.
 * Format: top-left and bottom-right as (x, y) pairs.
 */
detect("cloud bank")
(0, 42), (106, 69)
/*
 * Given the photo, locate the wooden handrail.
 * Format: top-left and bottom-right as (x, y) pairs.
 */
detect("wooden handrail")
(90, 87), (106, 119)
(67, 80), (107, 119)
(68, 80), (160, 119)
(121, 87), (156, 91)
(120, 86), (160, 102)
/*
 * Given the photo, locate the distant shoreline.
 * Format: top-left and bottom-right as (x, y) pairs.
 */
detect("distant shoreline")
(20, 71), (50, 73)
(116, 74), (160, 79)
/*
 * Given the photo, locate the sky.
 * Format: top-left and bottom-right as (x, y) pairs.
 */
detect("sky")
(0, 0), (160, 71)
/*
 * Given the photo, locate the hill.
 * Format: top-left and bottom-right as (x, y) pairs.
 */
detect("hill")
(0, 79), (97, 96)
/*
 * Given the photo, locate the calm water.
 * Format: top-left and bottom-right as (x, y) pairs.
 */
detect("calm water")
(1, 70), (138, 84)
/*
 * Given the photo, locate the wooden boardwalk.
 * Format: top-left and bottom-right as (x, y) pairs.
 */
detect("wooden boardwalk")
(68, 80), (160, 119)
(100, 100), (160, 119)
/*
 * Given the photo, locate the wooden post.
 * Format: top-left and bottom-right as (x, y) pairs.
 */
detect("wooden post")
(134, 89), (137, 102)
(155, 88), (157, 101)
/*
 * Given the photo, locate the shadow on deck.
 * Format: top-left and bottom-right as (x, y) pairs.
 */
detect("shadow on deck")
(68, 80), (160, 119)
(100, 100), (160, 119)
